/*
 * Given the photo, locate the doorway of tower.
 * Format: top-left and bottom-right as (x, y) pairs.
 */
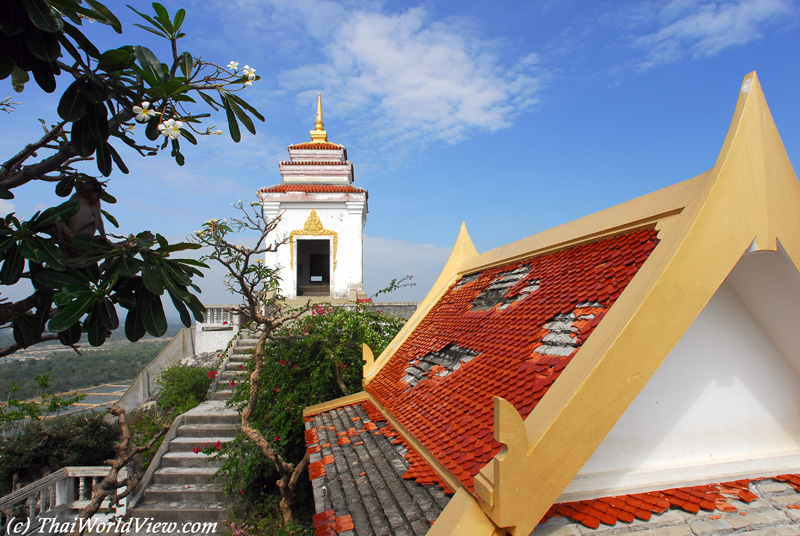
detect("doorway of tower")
(296, 239), (331, 297)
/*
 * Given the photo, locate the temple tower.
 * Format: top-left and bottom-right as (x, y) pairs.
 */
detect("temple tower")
(259, 94), (368, 300)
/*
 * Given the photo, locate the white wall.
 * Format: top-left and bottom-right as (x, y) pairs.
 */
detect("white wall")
(562, 248), (800, 500)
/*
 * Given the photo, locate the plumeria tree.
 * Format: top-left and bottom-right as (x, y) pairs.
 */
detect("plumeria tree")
(193, 200), (313, 525)
(0, 0), (264, 355)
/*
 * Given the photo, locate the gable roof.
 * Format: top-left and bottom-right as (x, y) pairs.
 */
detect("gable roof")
(303, 72), (800, 535)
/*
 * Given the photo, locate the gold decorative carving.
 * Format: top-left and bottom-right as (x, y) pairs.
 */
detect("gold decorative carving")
(289, 209), (338, 270)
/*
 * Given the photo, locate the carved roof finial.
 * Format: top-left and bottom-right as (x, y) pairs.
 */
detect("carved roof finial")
(310, 92), (328, 143)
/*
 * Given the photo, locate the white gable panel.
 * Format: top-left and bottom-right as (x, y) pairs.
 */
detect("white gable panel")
(560, 250), (800, 501)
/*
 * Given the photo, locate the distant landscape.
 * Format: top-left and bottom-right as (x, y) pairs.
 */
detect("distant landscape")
(0, 323), (185, 400)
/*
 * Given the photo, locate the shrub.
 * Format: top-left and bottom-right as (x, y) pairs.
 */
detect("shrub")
(0, 413), (119, 494)
(156, 365), (214, 415)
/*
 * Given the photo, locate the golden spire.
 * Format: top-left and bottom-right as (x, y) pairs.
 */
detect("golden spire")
(310, 92), (328, 143)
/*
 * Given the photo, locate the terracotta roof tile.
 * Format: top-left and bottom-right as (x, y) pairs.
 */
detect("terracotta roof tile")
(289, 142), (344, 150)
(280, 160), (350, 165)
(539, 475), (800, 530)
(260, 184), (365, 194)
(367, 228), (660, 493)
(305, 401), (452, 535)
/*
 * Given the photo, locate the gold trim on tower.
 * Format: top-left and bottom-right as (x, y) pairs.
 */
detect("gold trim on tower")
(290, 209), (338, 270)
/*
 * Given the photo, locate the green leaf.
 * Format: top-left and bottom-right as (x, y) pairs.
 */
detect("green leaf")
(20, 239), (46, 263)
(49, 291), (93, 332)
(168, 290), (190, 326)
(179, 50), (192, 78)
(34, 200), (79, 229)
(0, 185), (14, 200)
(95, 140), (112, 176)
(21, 0), (63, 32)
(62, 22), (100, 59)
(57, 321), (81, 346)
(151, 3), (172, 31)
(228, 100), (256, 135)
(157, 242), (201, 254)
(145, 115), (160, 141)
(24, 26), (61, 62)
(100, 190), (117, 204)
(36, 241), (67, 270)
(223, 97), (241, 142)
(132, 23), (168, 39)
(197, 91), (219, 111)
(134, 45), (164, 85)
(34, 269), (85, 289)
(0, 245), (24, 285)
(139, 289), (167, 337)
(106, 143), (129, 174)
(58, 80), (86, 122)
(55, 177), (74, 197)
(86, 101), (109, 143)
(84, 0), (122, 33)
(181, 129), (197, 145)
(163, 77), (189, 97)
(11, 65), (30, 93)
(71, 115), (97, 157)
(100, 209), (119, 228)
(99, 298), (119, 330)
(124, 304), (146, 342)
(171, 138), (185, 166)
(98, 48), (132, 71)
(31, 61), (57, 93)
(142, 258), (164, 295)
(227, 93), (266, 122)
(13, 313), (38, 348)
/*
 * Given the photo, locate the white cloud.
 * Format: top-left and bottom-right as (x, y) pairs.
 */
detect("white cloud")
(363, 233), (450, 302)
(633, 0), (794, 69)
(278, 4), (545, 147)
(0, 200), (14, 215)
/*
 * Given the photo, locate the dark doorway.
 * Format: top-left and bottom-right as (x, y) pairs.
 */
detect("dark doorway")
(297, 239), (330, 296)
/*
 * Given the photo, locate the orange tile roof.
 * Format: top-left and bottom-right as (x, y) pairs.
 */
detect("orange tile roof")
(280, 161), (351, 165)
(260, 184), (365, 194)
(366, 227), (660, 493)
(289, 142), (344, 150)
(541, 475), (800, 530)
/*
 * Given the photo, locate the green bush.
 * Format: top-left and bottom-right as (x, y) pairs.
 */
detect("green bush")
(0, 413), (119, 494)
(217, 305), (405, 525)
(156, 365), (213, 415)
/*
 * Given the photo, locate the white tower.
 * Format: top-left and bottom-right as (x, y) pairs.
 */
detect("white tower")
(259, 94), (368, 301)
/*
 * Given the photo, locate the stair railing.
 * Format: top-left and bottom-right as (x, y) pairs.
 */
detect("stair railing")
(0, 466), (127, 534)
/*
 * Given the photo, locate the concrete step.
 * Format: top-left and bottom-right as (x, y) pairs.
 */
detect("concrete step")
(228, 355), (250, 362)
(177, 423), (238, 437)
(144, 483), (226, 503)
(210, 390), (233, 401)
(224, 361), (247, 371)
(169, 436), (234, 453)
(161, 452), (226, 469)
(219, 371), (245, 381)
(130, 502), (228, 524)
(183, 411), (238, 425)
(152, 467), (218, 485)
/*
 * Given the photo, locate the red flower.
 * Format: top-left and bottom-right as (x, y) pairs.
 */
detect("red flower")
(280, 359), (285, 366)
(215, 441), (221, 450)
(192, 446), (201, 454)
(222, 320), (228, 325)
(230, 380), (235, 386)
(274, 435), (280, 442)
(273, 387), (278, 393)
(208, 371), (217, 378)
(238, 364), (243, 370)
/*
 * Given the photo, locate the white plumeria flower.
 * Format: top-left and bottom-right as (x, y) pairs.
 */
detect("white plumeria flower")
(132, 102), (160, 123)
(158, 118), (183, 140)
(242, 65), (256, 80)
(244, 80), (253, 88)
(227, 61), (239, 71)
(212, 129), (222, 135)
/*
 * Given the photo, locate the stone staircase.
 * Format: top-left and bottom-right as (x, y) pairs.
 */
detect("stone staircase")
(211, 334), (258, 401)
(127, 332), (258, 529)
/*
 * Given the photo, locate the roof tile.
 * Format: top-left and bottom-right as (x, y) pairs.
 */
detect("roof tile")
(367, 228), (660, 493)
(260, 184), (365, 194)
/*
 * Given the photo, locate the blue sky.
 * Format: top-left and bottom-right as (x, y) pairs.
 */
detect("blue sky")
(1, 0), (799, 307)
